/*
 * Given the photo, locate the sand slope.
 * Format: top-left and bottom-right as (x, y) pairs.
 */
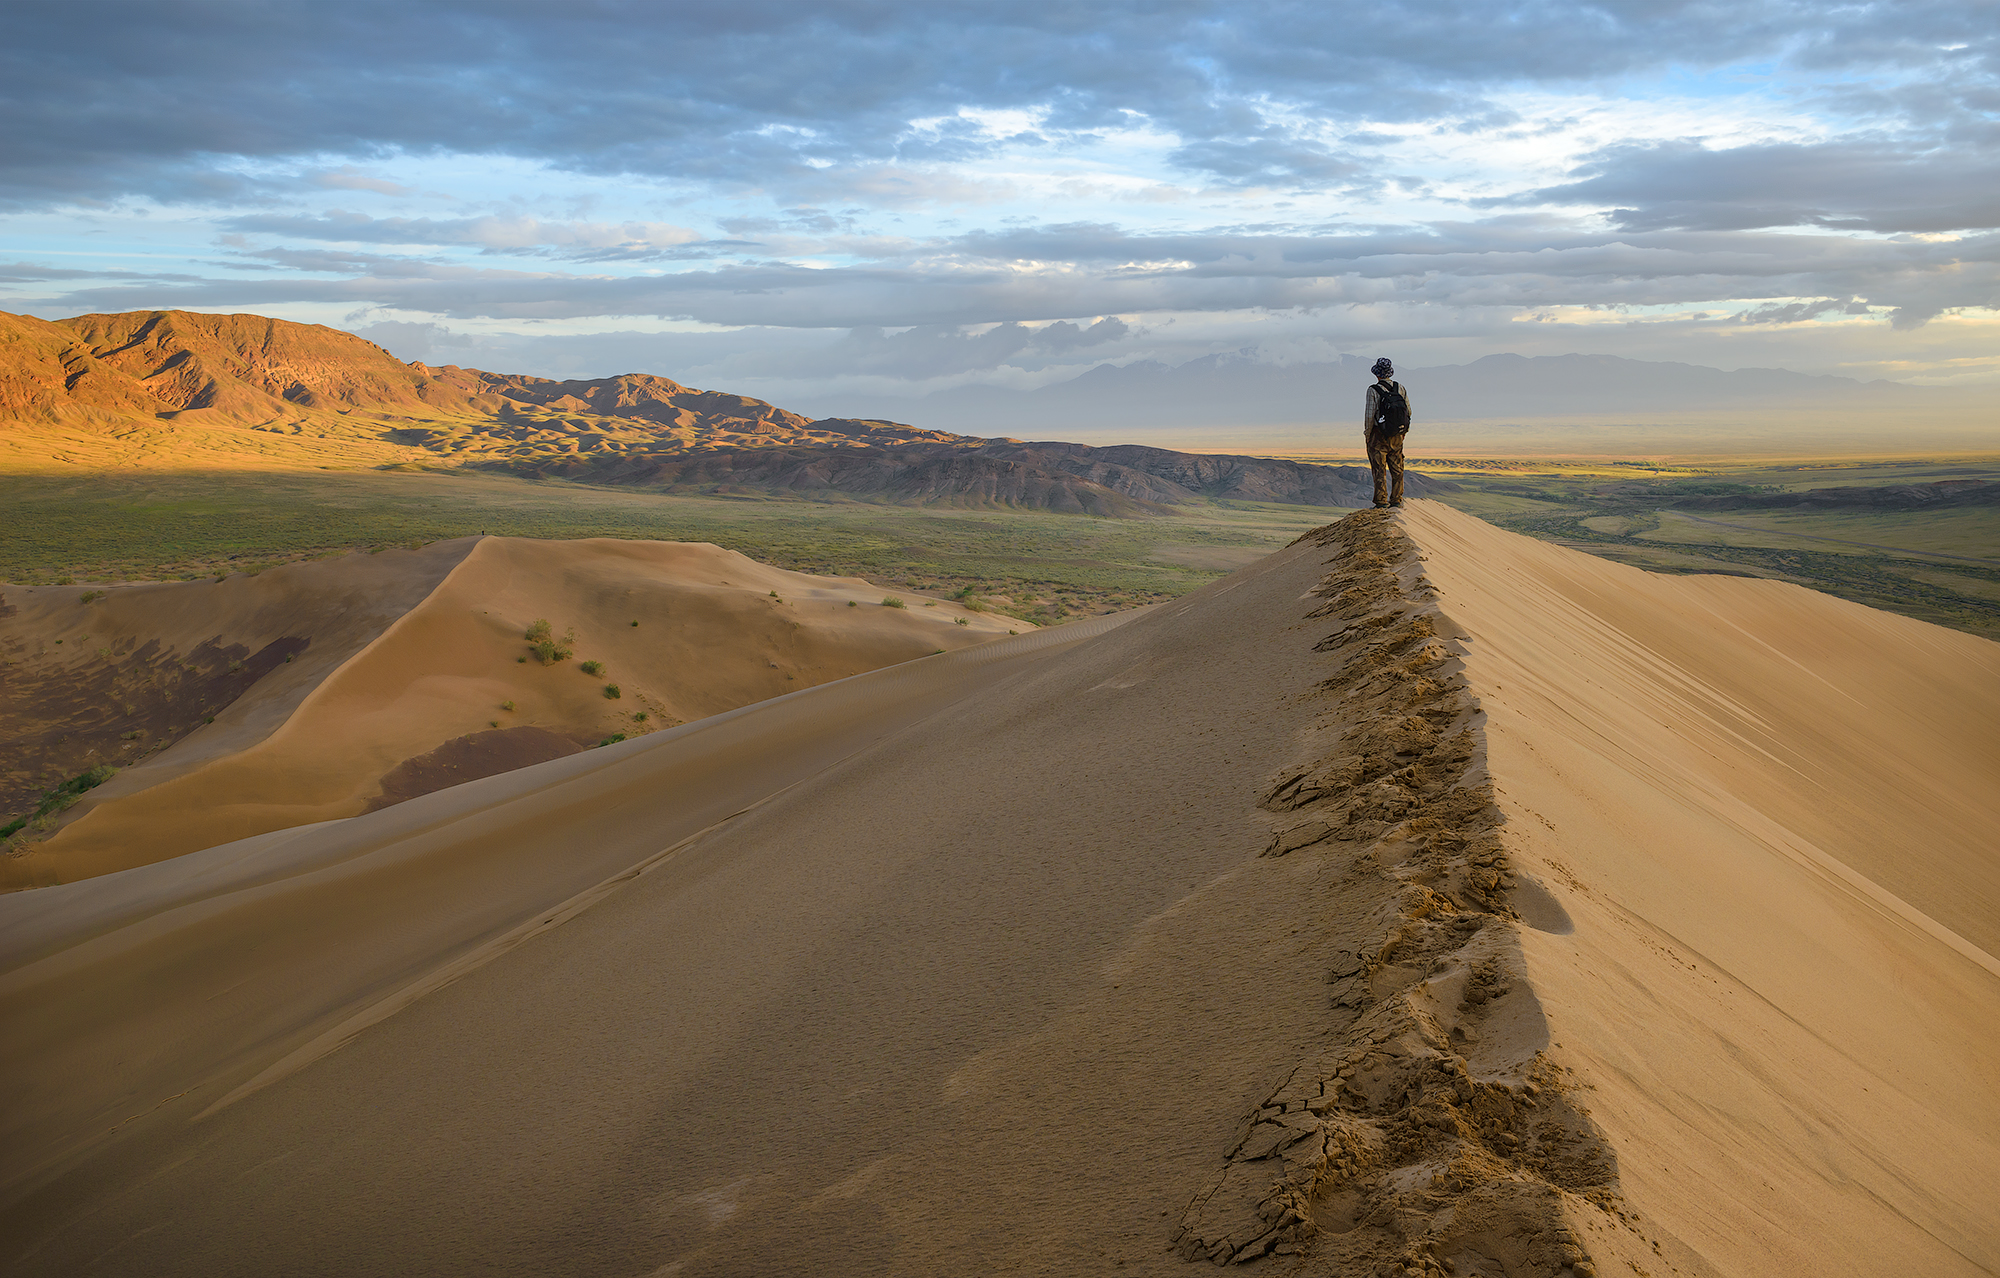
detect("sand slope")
(1, 505), (1994, 1277)
(5, 538), (1016, 885)
(0, 541), (476, 877)
(1404, 500), (2000, 1277)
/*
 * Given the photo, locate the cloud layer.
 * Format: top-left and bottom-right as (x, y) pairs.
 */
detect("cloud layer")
(3, 1), (1996, 396)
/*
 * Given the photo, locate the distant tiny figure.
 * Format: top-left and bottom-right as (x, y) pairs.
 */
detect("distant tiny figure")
(1363, 357), (1411, 508)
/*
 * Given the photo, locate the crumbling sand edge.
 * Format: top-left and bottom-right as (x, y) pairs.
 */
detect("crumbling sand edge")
(1170, 509), (1663, 1278)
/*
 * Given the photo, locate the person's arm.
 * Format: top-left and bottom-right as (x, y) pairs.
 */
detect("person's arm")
(1400, 381), (1411, 426)
(1363, 383), (1377, 434)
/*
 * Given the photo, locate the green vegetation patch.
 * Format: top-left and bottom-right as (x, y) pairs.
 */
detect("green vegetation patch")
(0, 469), (1333, 621)
(1, 765), (118, 840)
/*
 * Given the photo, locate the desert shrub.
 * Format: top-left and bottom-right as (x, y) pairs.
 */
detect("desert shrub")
(632, 711), (649, 723)
(881, 596), (905, 608)
(769, 590), (779, 598)
(954, 617), (968, 625)
(595, 733), (627, 747)
(603, 684), (622, 699)
(579, 660), (604, 676)
(8, 766), (121, 837)
(79, 590), (106, 604)
(630, 620), (639, 627)
(526, 619), (575, 664)
(501, 700), (515, 711)
(848, 601), (857, 607)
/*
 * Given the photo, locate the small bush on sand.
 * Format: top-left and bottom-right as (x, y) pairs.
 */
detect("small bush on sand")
(526, 619), (575, 664)
(881, 596), (905, 608)
(80, 590), (106, 604)
(848, 600), (857, 607)
(596, 733), (626, 748)
(603, 684), (622, 699)
(579, 660), (604, 676)
(1, 765), (120, 839)
(955, 617), (968, 625)
(501, 700), (515, 711)
(632, 711), (649, 723)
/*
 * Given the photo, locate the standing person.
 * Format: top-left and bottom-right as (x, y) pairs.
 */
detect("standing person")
(1363, 357), (1412, 508)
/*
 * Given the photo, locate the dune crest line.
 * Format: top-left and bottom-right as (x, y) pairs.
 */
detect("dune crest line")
(1174, 510), (1619, 1273)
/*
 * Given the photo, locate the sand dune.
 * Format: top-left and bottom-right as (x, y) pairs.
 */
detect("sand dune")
(3, 538), (1018, 886)
(2, 504), (1994, 1277)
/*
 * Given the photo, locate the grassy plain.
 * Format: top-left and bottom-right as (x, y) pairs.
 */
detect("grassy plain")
(0, 469), (1333, 622)
(4, 454), (1994, 635)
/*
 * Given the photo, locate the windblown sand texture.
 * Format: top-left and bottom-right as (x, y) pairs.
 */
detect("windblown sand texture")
(2, 504), (1995, 1277)
(2, 537), (1014, 886)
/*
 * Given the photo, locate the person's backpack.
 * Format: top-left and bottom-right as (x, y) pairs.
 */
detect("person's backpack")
(1373, 381), (1410, 432)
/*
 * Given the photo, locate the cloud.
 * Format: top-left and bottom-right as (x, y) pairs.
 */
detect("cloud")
(793, 317), (1134, 379)
(3, 2), (1990, 208)
(307, 167), (419, 197)
(1731, 297), (1875, 324)
(0, 260), (207, 284)
(5, 0), (1997, 389)
(19, 215), (1997, 336)
(1504, 139), (2000, 233)
(222, 212), (703, 255)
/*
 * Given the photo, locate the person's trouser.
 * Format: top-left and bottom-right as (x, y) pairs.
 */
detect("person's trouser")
(1367, 430), (1406, 506)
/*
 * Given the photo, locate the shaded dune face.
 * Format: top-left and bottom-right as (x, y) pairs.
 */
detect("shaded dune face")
(1, 505), (1994, 1278)
(0, 539), (477, 887)
(363, 725), (591, 812)
(0, 630), (308, 821)
(2, 536), (1018, 886)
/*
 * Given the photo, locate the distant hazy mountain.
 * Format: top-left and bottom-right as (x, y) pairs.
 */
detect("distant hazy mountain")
(799, 351), (1942, 436)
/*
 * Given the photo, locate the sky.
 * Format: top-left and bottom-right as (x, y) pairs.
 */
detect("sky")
(3, 0), (1997, 411)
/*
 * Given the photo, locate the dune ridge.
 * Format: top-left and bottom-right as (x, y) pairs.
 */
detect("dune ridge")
(4, 537), (1018, 885)
(0, 505), (1993, 1276)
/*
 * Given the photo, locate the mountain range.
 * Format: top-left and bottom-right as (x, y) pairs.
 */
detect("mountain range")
(0, 309), (1444, 511)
